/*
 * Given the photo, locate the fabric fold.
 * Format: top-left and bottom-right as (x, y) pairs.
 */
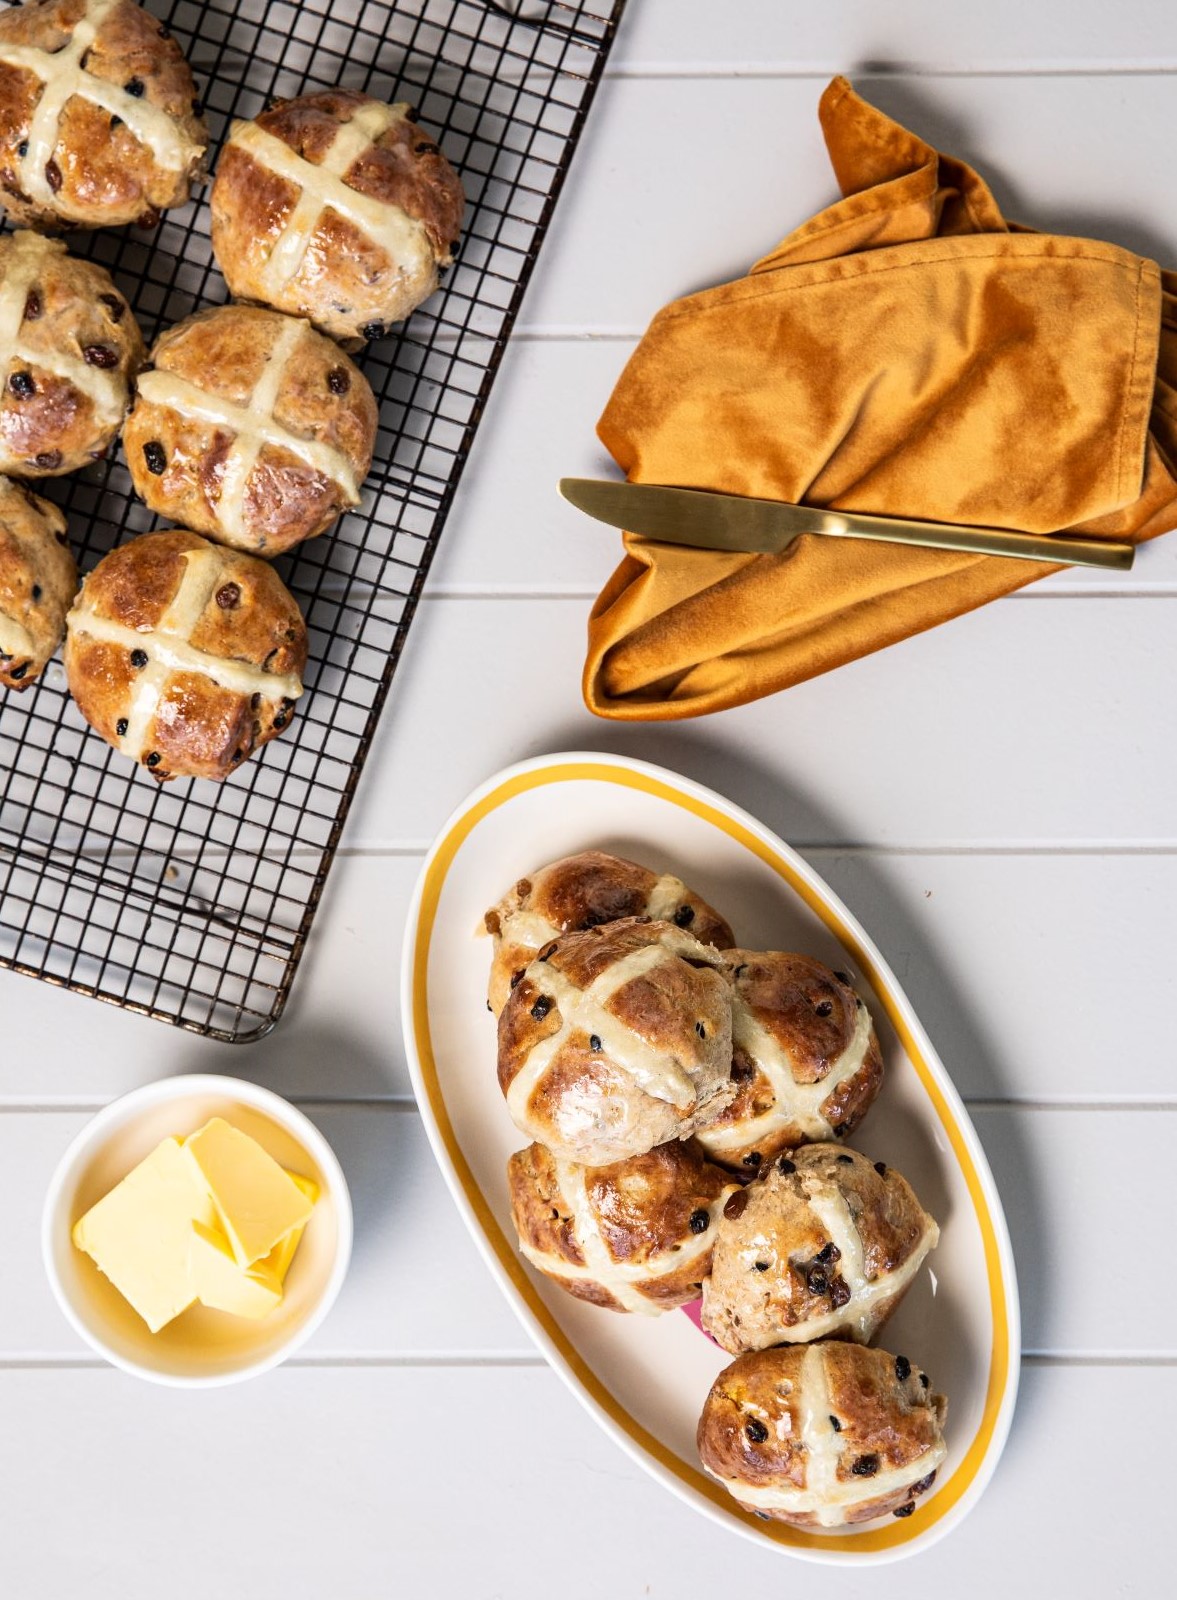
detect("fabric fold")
(583, 77), (1177, 721)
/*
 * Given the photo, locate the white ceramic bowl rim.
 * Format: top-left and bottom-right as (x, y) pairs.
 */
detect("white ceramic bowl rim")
(41, 1073), (354, 1388)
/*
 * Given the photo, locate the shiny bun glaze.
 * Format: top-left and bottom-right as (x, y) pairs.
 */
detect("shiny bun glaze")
(0, 0), (207, 231)
(497, 917), (736, 1166)
(123, 304), (377, 557)
(210, 88), (464, 346)
(701, 1143), (938, 1353)
(484, 848), (734, 1015)
(65, 529), (307, 781)
(0, 231), (143, 477)
(0, 474), (74, 688)
(695, 951), (883, 1173)
(697, 1343), (947, 1527)
(508, 1139), (740, 1313)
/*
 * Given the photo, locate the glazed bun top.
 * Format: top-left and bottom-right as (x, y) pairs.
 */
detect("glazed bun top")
(65, 529), (307, 781)
(696, 951), (883, 1172)
(507, 1139), (738, 1314)
(697, 1343), (947, 1528)
(123, 304), (377, 556)
(484, 848), (735, 1014)
(210, 88), (465, 345)
(497, 917), (735, 1166)
(701, 1143), (939, 1352)
(0, 230), (144, 477)
(0, 475), (74, 688)
(0, 0), (208, 230)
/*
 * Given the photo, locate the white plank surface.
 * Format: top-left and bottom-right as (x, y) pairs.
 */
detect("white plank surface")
(5, 1), (1176, 1591)
(3, 1364), (1172, 1598)
(347, 596), (1177, 848)
(522, 75), (1177, 333)
(614, 0), (1177, 73)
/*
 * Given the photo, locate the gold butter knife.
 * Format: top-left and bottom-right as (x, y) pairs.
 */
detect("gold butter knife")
(559, 479), (1135, 571)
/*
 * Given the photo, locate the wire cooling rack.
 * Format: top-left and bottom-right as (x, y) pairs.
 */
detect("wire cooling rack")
(0, 0), (624, 1040)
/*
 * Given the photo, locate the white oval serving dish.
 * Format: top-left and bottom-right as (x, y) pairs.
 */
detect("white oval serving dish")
(401, 752), (1019, 1564)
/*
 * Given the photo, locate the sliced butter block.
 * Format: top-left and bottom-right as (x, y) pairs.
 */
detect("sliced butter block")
(183, 1118), (315, 1268)
(258, 1171), (320, 1284)
(189, 1220), (283, 1319)
(71, 1136), (216, 1334)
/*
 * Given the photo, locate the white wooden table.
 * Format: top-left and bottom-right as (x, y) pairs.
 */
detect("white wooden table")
(5, 3), (1175, 1592)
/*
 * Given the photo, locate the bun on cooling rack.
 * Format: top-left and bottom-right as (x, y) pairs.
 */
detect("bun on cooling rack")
(0, 475), (75, 689)
(700, 1143), (939, 1353)
(694, 952), (883, 1174)
(65, 529), (307, 781)
(484, 849), (735, 1015)
(210, 88), (465, 346)
(508, 1139), (739, 1314)
(498, 917), (736, 1166)
(0, 230), (143, 477)
(697, 1343), (947, 1528)
(123, 304), (377, 557)
(0, 0), (207, 231)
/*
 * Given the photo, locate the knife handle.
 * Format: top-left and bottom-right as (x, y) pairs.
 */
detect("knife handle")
(816, 510), (1135, 570)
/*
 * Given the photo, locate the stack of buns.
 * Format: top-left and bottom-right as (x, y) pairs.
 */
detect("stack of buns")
(491, 848), (947, 1531)
(0, 3), (465, 781)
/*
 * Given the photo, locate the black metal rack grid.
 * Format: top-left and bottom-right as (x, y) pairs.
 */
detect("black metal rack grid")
(0, 0), (624, 1040)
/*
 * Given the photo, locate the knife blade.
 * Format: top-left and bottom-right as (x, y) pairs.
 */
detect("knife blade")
(558, 478), (1136, 571)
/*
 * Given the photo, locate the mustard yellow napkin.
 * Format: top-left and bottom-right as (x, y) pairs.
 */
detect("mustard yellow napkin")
(583, 76), (1177, 720)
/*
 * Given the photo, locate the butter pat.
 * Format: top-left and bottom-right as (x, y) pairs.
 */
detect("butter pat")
(190, 1221), (283, 1319)
(258, 1171), (320, 1283)
(183, 1118), (314, 1267)
(71, 1137), (215, 1333)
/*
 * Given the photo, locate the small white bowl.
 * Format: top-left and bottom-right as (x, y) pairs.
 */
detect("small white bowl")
(42, 1074), (353, 1387)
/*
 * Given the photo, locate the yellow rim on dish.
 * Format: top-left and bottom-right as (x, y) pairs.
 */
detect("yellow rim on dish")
(410, 760), (1011, 1552)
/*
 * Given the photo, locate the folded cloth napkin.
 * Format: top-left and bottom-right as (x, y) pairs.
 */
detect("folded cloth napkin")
(583, 76), (1177, 719)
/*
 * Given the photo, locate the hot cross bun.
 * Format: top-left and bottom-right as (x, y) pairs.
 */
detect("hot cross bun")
(122, 304), (377, 556)
(701, 1143), (939, 1353)
(508, 1140), (740, 1314)
(64, 529), (307, 781)
(0, 230), (143, 477)
(697, 1343), (947, 1528)
(484, 849), (735, 1016)
(695, 952), (884, 1174)
(0, 0), (208, 231)
(0, 475), (75, 689)
(497, 917), (736, 1166)
(210, 88), (465, 346)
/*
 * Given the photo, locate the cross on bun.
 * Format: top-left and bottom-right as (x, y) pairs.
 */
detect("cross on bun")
(0, 230), (143, 477)
(210, 88), (465, 347)
(695, 952), (883, 1174)
(123, 304), (377, 556)
(0, 0), (208, 231)
(697, 1343), (947, 1527)
(701, 1143), (939, 1353)
(508, 1140), (739, 1314)
(497, 917), (736, 1166)
(484, 849), (735, 1015)
(0, 475), (75, 689)
(65, 529), (307, 781)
